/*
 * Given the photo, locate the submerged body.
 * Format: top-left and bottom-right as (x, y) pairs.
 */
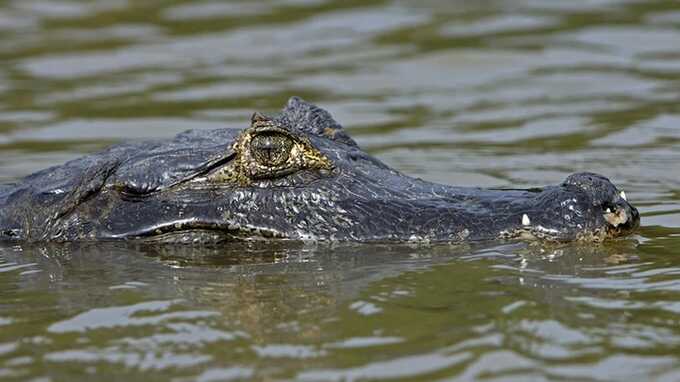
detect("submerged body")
(0, 98), (639, 243)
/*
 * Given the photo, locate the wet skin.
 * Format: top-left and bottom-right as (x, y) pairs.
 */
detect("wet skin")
(0, 97), (639, 243)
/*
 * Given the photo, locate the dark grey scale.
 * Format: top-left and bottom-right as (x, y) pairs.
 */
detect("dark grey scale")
(0, 97), (639, 243)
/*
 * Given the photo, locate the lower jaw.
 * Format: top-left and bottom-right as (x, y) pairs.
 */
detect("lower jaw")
(134, 224), (637, 245)
(138, 226), (289, 244)
(498, 226), (619, 243)
(141, 229), (235, 244)
(605, 225), (638, 240)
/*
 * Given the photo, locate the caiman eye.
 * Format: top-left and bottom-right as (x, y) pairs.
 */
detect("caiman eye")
(206, 121), (333, 185)
(250, 132), (294, 167)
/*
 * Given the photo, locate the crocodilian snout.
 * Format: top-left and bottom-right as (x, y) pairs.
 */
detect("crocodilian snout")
(562, 172), (640, 239)
(603, 191), (640, 238)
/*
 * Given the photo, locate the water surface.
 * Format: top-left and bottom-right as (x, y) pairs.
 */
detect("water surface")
(1, 0), (679, 380)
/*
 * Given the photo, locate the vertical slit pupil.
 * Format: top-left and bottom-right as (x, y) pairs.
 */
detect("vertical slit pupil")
(251, 133), (292, 166)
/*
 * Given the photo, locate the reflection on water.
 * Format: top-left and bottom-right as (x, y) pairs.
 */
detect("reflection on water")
(1, 239), (679, 380)
(0, 0), (679, 380)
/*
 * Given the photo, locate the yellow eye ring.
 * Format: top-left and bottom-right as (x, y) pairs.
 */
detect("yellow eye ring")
(206, 119), (334, 186)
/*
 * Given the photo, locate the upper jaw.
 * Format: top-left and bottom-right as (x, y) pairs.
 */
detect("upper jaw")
(560, 172), (640, 240)
(492, 176), (640, 242)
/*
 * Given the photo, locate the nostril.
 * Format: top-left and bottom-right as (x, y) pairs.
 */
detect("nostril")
(602, 201), (616, 213)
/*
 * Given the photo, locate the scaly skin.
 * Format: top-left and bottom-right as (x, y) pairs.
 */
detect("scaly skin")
(0, 97), (639, 243)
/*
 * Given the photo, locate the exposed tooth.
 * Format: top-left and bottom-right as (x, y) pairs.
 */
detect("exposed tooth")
(522, 214), (531, 226)
(620, 190), (627, 201)
(605, 208), (611, 213)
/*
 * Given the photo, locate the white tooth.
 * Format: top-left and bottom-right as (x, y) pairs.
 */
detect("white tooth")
(522, 214), (531, 226)
(605, 208), (611, 213)
(620, 190), (627, 201)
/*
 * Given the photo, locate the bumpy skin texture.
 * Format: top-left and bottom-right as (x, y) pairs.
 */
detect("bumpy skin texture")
(0, 97), (639, 243)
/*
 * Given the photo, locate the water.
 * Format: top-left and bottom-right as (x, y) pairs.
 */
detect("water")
(1, 0), (679, 380)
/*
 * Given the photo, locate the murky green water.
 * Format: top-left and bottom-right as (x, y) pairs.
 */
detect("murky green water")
(1, 0), (679, 380)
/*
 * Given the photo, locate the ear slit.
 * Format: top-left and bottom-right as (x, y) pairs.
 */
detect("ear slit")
(117, 151), (238, 197)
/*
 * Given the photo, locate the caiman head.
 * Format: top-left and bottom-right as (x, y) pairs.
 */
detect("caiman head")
(0, 97), (640, 243)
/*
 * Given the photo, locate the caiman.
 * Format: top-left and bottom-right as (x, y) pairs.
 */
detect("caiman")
(0, 97), (639, 243)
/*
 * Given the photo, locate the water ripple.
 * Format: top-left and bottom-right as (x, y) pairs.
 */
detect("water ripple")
(0, 0), (679, 380)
